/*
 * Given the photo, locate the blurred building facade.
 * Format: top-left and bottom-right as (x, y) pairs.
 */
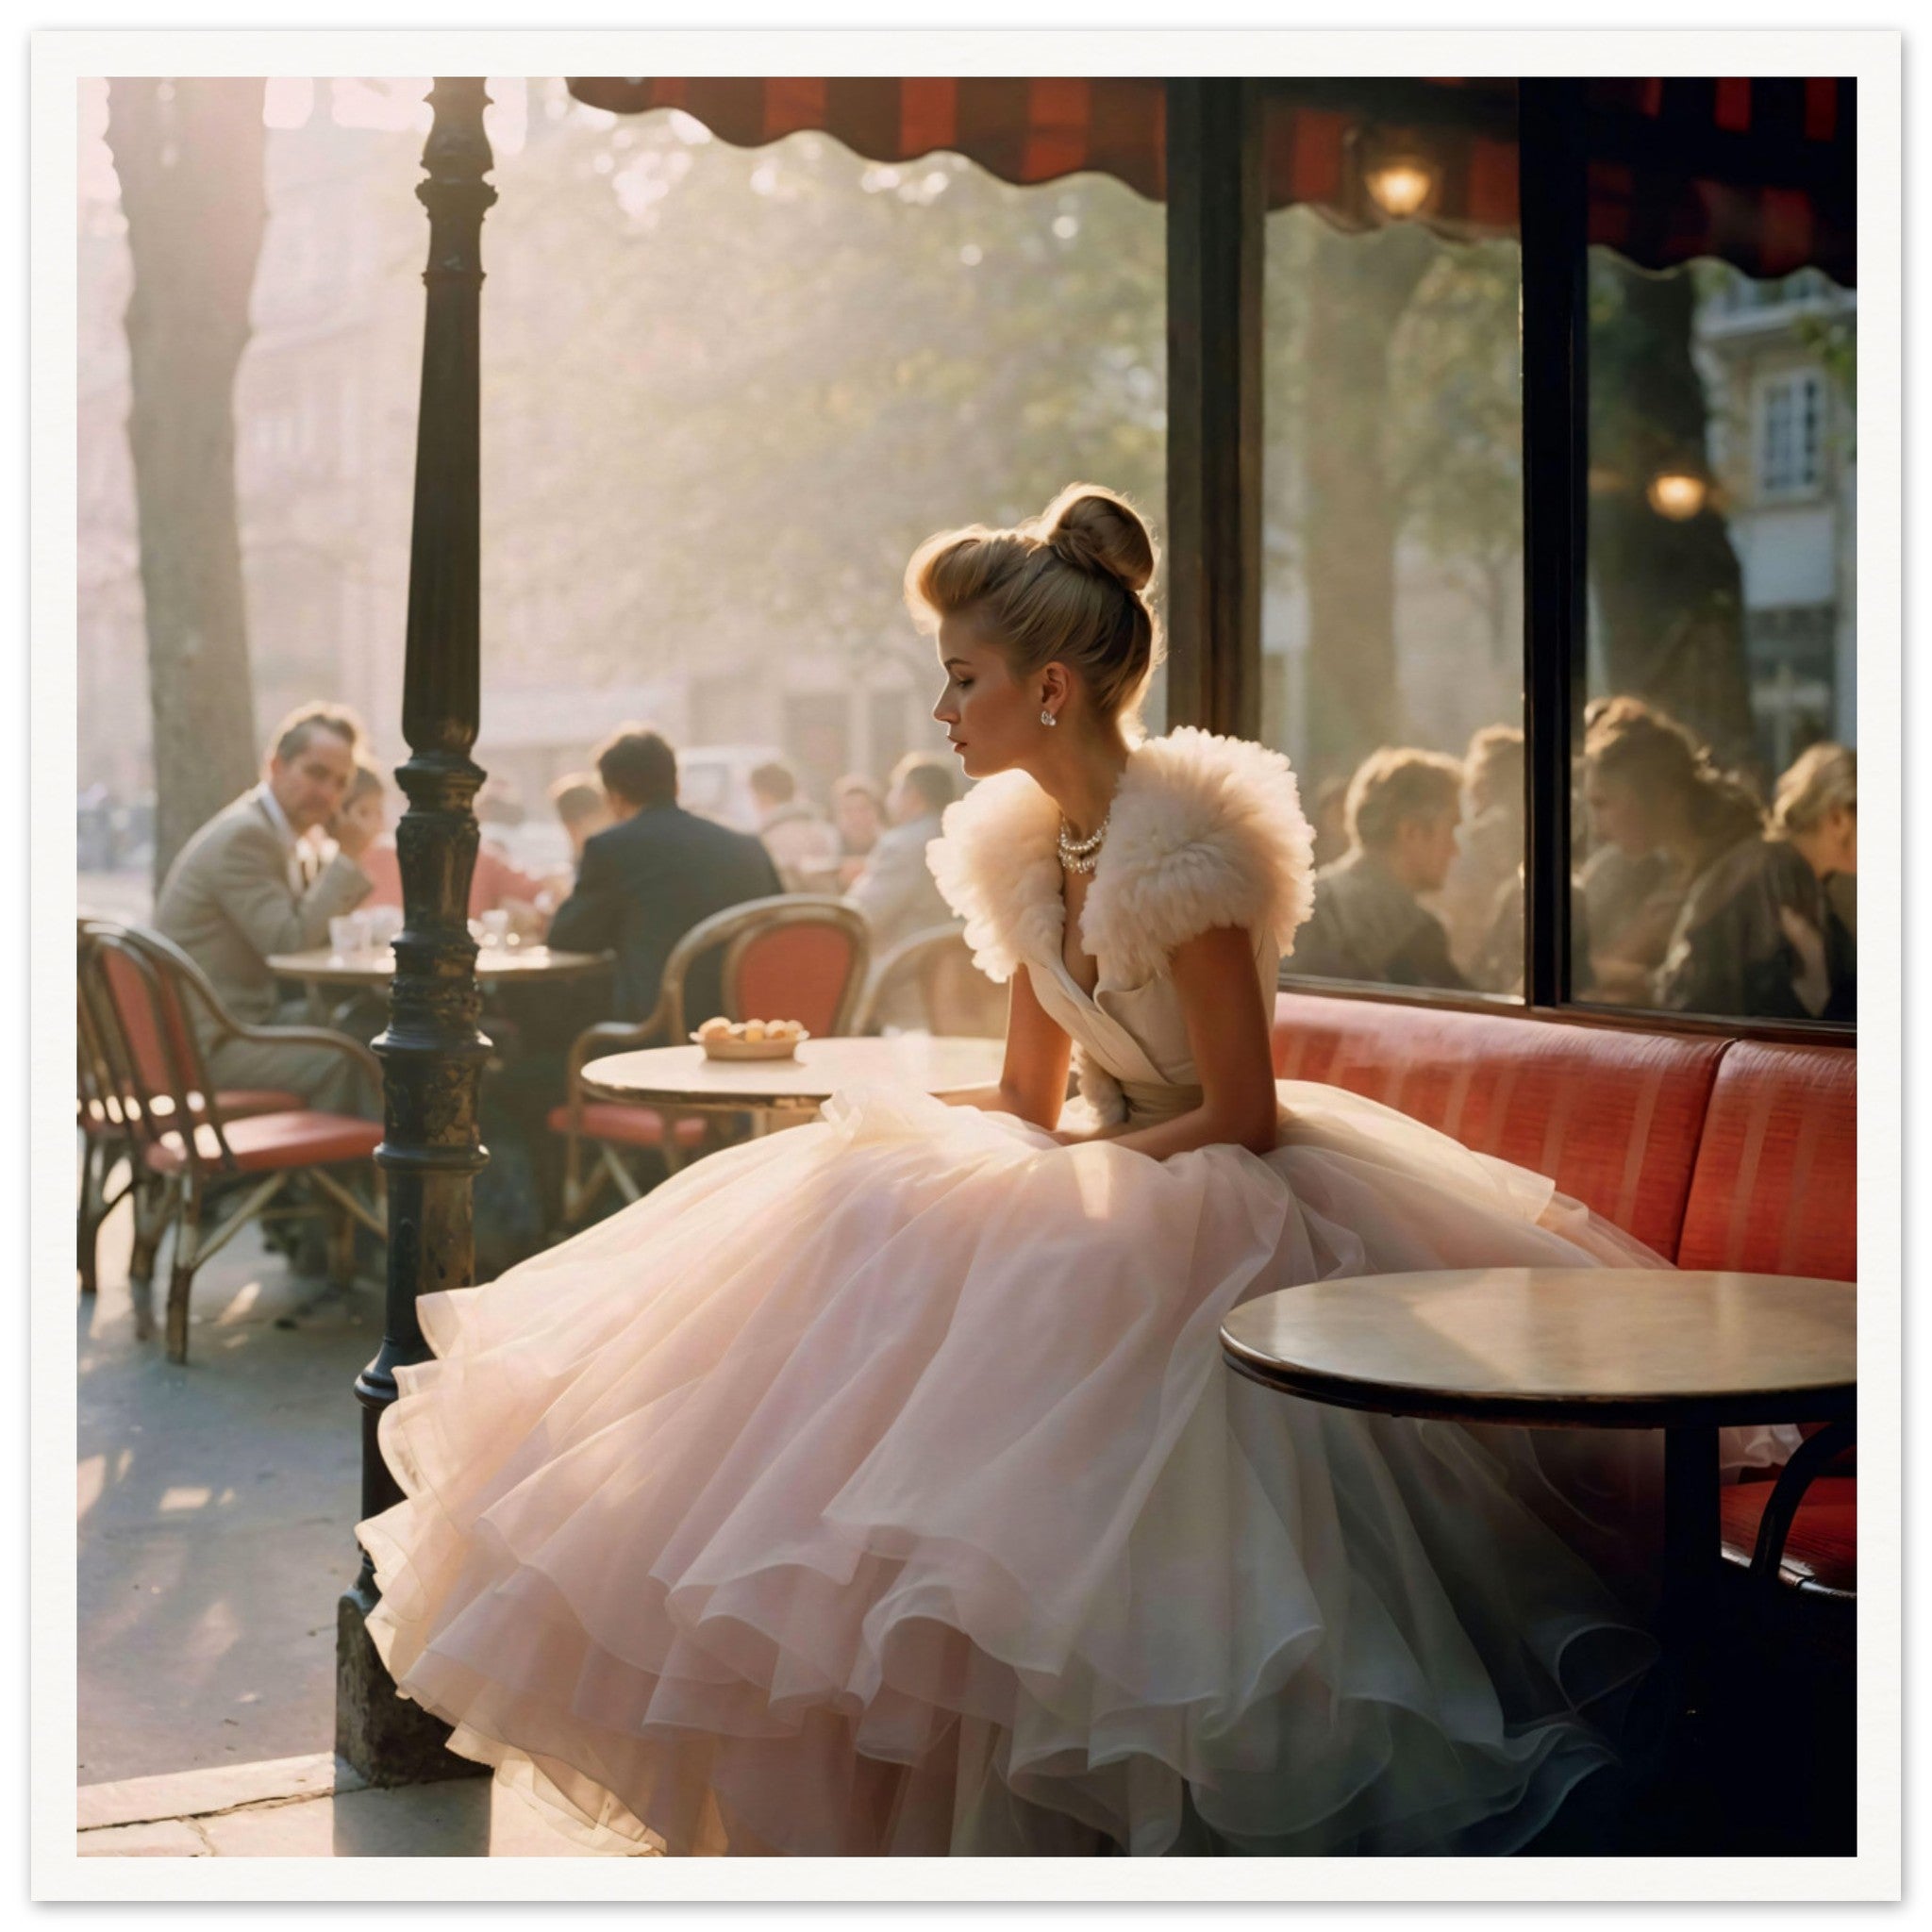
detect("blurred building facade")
(1694, 266), (1858, 773)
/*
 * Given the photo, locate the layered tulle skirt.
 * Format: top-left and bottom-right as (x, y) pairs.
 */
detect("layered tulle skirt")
(356, 1081), (1794, 1857)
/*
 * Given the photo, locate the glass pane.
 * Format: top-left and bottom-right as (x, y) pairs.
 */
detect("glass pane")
(1264, 164), (1526, 998)
(1576, 254), (1857, 1024)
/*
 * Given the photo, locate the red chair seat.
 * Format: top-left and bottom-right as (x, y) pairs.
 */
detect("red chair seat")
(547, 1103), (710, 1150)
(147, 1109), (382, 1176)
(81, 1088), (305, 1134)
(1719, 1474), (1857, 1593)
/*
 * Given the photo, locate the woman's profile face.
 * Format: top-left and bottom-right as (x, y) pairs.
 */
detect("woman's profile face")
(930, 612), (1032, 783)
(1584, 768), (1657, 858)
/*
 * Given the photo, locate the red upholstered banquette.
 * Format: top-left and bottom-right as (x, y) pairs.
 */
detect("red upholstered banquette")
(1271, 992), (1857, 1595)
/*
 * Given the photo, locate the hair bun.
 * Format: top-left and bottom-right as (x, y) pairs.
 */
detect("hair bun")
(1040, 484), (1157, 596)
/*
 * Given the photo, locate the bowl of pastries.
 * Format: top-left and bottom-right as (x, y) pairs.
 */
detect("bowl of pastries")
(691, 1016), (810, 1061)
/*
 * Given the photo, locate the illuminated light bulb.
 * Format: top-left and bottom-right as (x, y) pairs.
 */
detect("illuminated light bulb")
(1646, 470), (1709, 520)
(1364, 158), (1436, 219)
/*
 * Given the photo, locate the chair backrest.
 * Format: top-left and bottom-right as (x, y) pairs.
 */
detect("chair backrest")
(657, 895), (871, 1040)
(89, 925), (234, 1168)
(855, 923), (1005, 1037)
(76, 920), (135, 1129)
(724, 899), (871, 1038)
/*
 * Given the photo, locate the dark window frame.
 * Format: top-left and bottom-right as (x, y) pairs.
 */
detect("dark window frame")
(1166, 76), (1856, 1048)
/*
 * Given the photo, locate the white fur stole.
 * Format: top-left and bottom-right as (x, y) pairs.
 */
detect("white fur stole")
(925, 727), (1317, 986)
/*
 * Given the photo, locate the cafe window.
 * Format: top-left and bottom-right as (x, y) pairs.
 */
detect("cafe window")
(1571, 128), (1856, 1029)
(1243, 77), (1855, 1034)
(1262, 84), (1527, 1003)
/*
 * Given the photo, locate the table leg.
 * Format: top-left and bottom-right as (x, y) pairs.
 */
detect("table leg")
(1656, 1422), (1723, 1848)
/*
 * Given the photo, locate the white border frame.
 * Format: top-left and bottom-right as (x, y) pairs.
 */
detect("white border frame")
(30, 22), (1904, 1908)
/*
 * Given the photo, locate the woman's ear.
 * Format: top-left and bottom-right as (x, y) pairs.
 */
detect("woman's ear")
(1040, 662), (1073, 709)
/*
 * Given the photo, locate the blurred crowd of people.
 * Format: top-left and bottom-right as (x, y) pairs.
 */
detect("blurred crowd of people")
(1294, 700), (1856, 1023)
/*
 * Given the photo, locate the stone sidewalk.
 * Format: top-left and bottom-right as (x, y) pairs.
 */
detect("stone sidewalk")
(75, 1752), (648, 1857)
(78, 1187), (383, 1786)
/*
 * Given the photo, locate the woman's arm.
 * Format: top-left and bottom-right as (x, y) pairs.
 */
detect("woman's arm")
(943, 965), (1071, 1129)
(1065, 925), (1279, 1160)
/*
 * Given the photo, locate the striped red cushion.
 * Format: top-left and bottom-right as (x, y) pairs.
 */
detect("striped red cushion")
(1272, 993), (1725, 1258)
(1675, 1041), (1857, 1280)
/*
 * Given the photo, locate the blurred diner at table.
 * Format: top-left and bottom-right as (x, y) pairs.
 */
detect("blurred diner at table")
(154, 700), (377, 1117)
(1578, 696), (1847, 1020)
(354, 760), (550, 935)
(1292, 747), (1468, 991)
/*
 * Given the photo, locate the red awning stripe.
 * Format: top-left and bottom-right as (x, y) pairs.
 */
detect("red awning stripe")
(565, 75), (1854, 284)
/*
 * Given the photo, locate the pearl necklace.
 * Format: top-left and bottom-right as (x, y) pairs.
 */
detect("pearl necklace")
(1057, 811), (1109, 874)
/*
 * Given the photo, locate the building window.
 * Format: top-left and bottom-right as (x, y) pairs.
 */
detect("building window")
(1757, 370), (1825, 499)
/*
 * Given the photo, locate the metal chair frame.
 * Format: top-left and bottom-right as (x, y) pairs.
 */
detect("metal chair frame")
(76, 921), (141, 1296)
(87, 923), (384, 1362)
(555, 895), (870, 1227)
(848, 918), (1007, 1037)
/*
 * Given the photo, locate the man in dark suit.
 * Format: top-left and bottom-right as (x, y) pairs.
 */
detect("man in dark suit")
(548, 725), (783, 1027)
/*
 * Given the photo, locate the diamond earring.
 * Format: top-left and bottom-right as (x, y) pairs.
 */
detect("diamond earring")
(1040, 708), (1058, 727)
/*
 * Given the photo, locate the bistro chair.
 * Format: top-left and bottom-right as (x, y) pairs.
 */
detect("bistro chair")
(850, 921), (1006, 1038)
(550, 895), (870, 1228)
(87, 923), (384, 1364)
(76, 919), (305, 1306)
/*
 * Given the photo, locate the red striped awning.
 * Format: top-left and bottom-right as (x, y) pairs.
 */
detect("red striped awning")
(565, 75), (1856, 285)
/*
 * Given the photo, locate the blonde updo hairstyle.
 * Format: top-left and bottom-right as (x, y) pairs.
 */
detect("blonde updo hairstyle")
(904, 483), (1163, 730)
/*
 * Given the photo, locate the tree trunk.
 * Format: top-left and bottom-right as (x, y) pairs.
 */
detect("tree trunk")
(105, 78), (267, 892)
(1297, 223), (1435, 788)
(1588, 259), (1757, 768)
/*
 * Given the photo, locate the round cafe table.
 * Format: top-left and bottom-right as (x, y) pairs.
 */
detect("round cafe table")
(268, 941), (614, 990)
(580, 1035), (1005, 1137)
(1221, 1266), (1856, 1845)
(269, 942), (613, 1025)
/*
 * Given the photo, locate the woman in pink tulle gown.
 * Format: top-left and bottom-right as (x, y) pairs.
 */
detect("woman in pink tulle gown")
(357, 486), (1794, 1857)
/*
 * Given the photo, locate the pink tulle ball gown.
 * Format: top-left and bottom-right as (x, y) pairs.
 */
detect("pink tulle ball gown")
(357, 731), (1794, 1857)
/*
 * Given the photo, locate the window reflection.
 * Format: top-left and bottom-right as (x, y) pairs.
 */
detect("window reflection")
(1263, 194), (1527, 1000)
(1578, 255), (1856, 1022)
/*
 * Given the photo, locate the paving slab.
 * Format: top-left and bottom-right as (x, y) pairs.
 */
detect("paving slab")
(74, 1756), (649, 1858)
(79, 1188), (381, 1784)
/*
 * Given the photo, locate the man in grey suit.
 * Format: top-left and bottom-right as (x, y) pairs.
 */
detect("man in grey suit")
(846, 752), (958, 1028)
(155, 703), (379, 1115)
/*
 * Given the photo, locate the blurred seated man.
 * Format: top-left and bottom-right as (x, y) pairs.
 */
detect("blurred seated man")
(547, 724), (782, 1028)
(154, 701), (377, 1115)
(846, 753), (959, 1028)
(750, 758), (841, 894)
(829, 774), (886, 890)
(356, 759), (548, 930)
(1293, 748), (1468, 991)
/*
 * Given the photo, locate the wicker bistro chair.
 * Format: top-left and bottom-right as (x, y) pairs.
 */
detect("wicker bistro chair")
(550, 894), (871, 1228)
(76, 920), (304, 1304)
(86, 923), (384, 1364)
(850, 921), (1007, 1038)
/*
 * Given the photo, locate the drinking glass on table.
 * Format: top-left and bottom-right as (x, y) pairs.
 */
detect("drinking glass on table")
(479, 908), (511, 951)
(328, 915), (360, 964)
